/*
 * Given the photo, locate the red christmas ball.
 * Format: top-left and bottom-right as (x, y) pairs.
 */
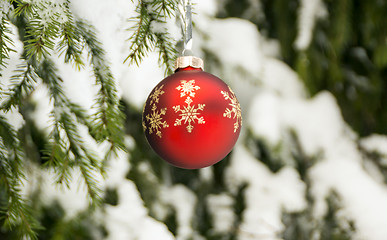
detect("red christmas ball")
(142, 56), (242, 169)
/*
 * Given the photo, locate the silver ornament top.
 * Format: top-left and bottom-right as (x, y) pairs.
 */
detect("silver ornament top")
(174, 56), (204, 71)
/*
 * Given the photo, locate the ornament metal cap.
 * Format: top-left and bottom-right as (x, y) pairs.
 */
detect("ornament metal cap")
(174, 56), (204, 71)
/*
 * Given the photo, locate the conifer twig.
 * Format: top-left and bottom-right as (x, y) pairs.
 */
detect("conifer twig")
(0, 18), (15, 73)
(125, 0), (178, 74)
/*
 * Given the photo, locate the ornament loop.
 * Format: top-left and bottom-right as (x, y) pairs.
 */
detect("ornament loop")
(184, 0), (193, 53)
(179, 0), (193, 55)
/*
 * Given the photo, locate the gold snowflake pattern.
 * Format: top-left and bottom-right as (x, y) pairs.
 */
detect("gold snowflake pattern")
(149, 84), (165, 104)
(142, 104), (147, 131)
(176, 80), (200, 98)
(221, 87), (242, 133)
(173, 97), (205, 133)
(145, 104), (169, 138)
(142, 117), (147, 132)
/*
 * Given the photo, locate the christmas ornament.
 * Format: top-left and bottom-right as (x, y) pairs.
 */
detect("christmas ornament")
(142, 56), (242, 169)
(142, 0), (242, 169)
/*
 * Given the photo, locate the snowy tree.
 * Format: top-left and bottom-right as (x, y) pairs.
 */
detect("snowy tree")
(0, 0), (387, 239)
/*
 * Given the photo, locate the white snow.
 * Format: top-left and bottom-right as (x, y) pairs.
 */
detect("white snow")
(150, 20), (168, 34)
(247, 84), (387, 239)
(104, 181), (174, 240)
(195, 2), (387, 239)
(0, 1), (11, 19)
(310, 158), (387, 240)
(361, 134), (387, 157)
(250, 91), (353, 156)
(294, 0), (327, 50)
(204, 18), (264, 77)
(161, 184), (197, 240)
(194, 0), (217, 17)
(119, 52), (165, 109)
(226, 146), (306, 239)
(162, 185), (197, 239)
(104, 154), (174, 240)
(207, 193), (235, 233)
(41, 169), (91, 219)
(20, 0), (69, 25)
(29, 85), (56, 134)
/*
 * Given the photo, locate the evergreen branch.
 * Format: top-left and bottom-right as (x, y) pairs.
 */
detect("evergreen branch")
(1, 0), (128, 238)
(5, 192), (39, 240)
(0, 18), (15, 72)
(44, 110), (103, 203)
(1, 61), (38, 111)
(34, 58), (92, 129)
(151, 0), (176, 18)
(76, 20), (125, 155)
(18, 1), (67, 60)
(35, 58), (66, 104)
(68, 101), (90, 126)
(124, 1), (155, 65)
(51, 145), (72, 187)
(155, 31), (177, 75)
(42, 116), (72, 188)
(24, 18), (58, 60)
(125, 0), (178, 72)
(0, 115), (18, 149)
(0, 116), (39, 240)
(0, 116), (24, 181)
(59, 111), (102, 203)
(56, 8), (84, 70)
(9, 7), (103, 201)
(13, 1), (33, 17)
(32, 58), (102, 199)
(78, 154), (102, 204)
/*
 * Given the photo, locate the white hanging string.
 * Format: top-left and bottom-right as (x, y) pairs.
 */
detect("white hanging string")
(179, 0), (193, 56)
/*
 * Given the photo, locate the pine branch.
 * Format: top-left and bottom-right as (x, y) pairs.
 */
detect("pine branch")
(0, 115), (24, 183)
(31, 58), (102, 202)
(24, 16), (59, 60)
(44, 133), (71, 187)
(0, 116), (40, 240)
(125, 1), (155, 65)
(35, 58), (66, 104)
(56, 6), (85, 70)
(125, 0), (178, 72)
(60, 111), (103, 203)
(76, 20), (126, 158)
(1, 61), (38, 111)
(152, 0), (176, 18)
(5, 10), (122, 204)
(1, 0), (129, 237)
(15, 0), (70, 60)
(13, 1), (32, 17)
(0, 18), (15, 73)
(155, 31), (177, 75)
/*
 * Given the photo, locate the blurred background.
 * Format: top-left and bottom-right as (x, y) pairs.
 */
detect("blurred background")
(1, 0), (387, 239)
